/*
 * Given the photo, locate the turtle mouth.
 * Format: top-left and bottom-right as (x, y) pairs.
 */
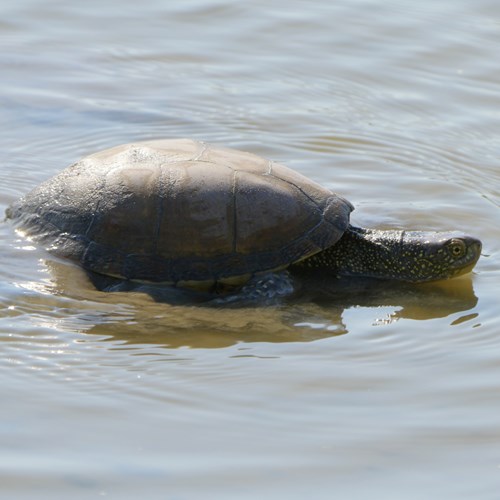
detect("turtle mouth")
(450, 262), (476, 278)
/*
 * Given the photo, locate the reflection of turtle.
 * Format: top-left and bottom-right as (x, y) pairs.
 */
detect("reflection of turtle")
(6, 139), (481, 291)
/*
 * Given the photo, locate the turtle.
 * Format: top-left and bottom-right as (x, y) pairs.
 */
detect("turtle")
(5, 138), (481, 292)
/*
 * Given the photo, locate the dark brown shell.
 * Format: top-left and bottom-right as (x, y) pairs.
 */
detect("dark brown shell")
(7, 139), (353, 284)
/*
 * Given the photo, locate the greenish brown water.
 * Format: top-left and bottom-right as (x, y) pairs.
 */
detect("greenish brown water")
(1, 1), (499, 498)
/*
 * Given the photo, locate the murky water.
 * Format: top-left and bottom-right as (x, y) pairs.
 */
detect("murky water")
(1, 0), (499, 498)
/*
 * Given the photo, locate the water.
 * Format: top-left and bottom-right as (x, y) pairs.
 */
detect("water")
(1, 0), (499, 498)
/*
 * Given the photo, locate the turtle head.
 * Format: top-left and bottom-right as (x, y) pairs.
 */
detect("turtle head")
(393, 231), (482, 282)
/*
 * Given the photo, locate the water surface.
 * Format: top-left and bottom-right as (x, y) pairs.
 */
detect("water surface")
(1, 0), (499, 498)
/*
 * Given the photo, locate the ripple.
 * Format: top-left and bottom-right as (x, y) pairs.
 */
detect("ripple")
(1, 1), (500, 497)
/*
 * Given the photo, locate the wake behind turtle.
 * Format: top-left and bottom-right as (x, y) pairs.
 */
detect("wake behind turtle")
(6, 139), (481, 293)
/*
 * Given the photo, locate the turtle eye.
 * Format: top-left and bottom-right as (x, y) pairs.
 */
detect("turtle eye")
(447, 239), (466, 258)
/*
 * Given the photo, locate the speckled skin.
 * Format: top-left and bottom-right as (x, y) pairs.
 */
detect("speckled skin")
(294, 226), (482, 282)
(6, 139), (482, 287)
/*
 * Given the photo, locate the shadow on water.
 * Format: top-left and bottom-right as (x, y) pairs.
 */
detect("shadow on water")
(9, 256), (477, 349)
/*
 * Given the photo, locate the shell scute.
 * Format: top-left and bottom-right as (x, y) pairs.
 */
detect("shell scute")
(7, 139), (353, 283)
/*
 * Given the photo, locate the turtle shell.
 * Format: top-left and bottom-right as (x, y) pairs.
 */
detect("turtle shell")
(7, 139), (353, 285)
